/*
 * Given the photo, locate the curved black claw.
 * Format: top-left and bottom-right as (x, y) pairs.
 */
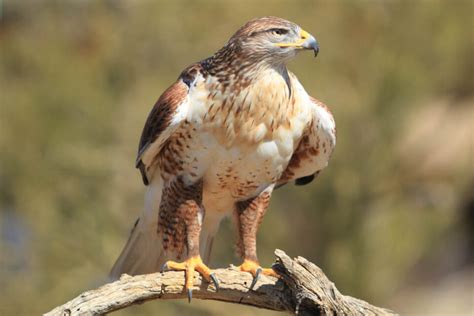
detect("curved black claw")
(187, 288), (193, 303)
(210, 273), (219, 291)
(161, 262), (169, 273)
(249, 268), (262, 290)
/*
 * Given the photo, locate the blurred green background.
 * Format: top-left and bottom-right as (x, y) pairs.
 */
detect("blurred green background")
(1, 1), (472, 315)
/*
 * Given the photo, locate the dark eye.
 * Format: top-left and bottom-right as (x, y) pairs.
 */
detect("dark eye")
(270, 28), (288, 36)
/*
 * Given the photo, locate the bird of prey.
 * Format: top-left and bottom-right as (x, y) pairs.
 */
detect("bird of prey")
(110, 16), (336, 300)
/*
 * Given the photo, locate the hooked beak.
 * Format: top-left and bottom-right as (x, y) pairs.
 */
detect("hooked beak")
(275, 29), (320, 57)
(301, 31), (319, 57)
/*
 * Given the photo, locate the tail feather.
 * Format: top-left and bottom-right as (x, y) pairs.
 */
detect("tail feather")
(200, 211), (224, 265)
(110, 176), (167, 280)
(110, 175), (224, 279)
(109, 217), (164, 279)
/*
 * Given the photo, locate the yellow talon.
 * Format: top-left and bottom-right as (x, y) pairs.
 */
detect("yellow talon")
(238, 259), (279, 290)
(162, 256), (219, 302)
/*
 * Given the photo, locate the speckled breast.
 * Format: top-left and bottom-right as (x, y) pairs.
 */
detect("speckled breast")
(158, 68), (313, 204)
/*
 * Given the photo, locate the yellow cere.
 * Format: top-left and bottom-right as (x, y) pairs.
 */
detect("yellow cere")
(275, 28), (311, 48)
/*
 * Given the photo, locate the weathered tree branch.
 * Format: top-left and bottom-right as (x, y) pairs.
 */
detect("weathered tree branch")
(45, 249), (396, 315)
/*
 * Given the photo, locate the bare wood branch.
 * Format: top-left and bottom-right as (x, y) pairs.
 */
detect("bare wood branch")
(45, 249), (396, 316)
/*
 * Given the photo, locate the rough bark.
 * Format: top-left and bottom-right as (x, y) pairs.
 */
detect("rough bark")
(45, 249), (396, 316)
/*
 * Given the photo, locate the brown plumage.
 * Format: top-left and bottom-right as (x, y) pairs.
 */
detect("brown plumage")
(111, 17), (336, 300)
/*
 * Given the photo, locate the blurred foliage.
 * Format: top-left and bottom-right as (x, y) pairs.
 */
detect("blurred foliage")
(0, 1), (472, 315)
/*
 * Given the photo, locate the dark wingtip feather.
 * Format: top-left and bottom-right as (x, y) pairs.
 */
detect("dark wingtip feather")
(136, 160), (149, 185)
(295, 174), (315, 186)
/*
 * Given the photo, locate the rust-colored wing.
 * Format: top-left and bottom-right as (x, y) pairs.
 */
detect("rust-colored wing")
(136, 75), (193, 185)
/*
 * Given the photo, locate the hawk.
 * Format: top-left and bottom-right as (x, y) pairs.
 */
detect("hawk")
(110, 16), (336, 300)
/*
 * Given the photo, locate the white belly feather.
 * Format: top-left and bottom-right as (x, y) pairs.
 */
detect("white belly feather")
(197, 124), (304, 213)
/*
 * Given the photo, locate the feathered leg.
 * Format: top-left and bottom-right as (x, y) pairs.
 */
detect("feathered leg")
(234, 186), (278, 289)
(159, 177), (218, 301)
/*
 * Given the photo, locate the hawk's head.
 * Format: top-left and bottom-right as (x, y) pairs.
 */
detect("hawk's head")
(228, 16), (319, 64)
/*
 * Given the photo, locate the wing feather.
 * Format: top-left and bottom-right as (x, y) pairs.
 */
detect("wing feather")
(136, 79), (190, 185)
(278, 96), (336, 188)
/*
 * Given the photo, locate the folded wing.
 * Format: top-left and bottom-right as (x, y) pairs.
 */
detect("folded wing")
(278, 96), (336, 188)
(136, 79), (191, 185)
